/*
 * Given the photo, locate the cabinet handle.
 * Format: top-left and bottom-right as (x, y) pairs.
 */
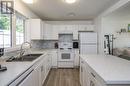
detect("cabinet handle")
(81, 66), (83, 72)
(41, 66), (43, 72)
(81, 61), (84, 63)
(91, 72), (96, 78)
(90, 81), (95, 86)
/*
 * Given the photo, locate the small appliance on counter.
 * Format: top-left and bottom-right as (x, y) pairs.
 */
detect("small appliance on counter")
(73, 42), (79, 49)
(0, 48), (7, 72)
(0, 65), (7, 71)
(0, 48), (4, 57)
(54, 42), (58, 49)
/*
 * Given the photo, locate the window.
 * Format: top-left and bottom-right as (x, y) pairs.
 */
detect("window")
(16, 14), (25, 45)
(0, 13), (12, 48)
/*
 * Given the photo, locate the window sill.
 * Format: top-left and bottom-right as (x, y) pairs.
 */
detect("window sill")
(4, 46), (21, 53)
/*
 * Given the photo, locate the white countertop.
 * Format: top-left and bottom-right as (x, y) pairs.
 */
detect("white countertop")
(0, 48), (54, 86)
(0, 62), (32, 86)
(80, 54), (130, 84)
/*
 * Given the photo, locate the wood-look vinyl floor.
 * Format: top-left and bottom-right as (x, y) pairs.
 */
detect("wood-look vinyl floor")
(43, 68), (80, 86)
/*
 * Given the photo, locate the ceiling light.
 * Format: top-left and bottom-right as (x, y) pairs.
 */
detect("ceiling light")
(22, 0), (34, 4)
(68, 12), (76, 17)
(65, 0), (76, 4)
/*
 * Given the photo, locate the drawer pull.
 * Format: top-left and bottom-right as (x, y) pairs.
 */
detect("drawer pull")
(91, 72), (96, 78)
(81, 61), (84, 63)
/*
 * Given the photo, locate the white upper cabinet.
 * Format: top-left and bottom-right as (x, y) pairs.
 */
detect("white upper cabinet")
(29, 19), (44, 40)
(42, 22), (95, 40)
(43, 23), (53, 40)
(78, 25), (94, 31)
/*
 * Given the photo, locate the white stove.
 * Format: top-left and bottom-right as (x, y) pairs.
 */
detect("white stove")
(58, 34), (74, 68)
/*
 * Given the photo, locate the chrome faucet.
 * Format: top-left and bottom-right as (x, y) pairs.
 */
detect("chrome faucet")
(19, 42), (32, 58)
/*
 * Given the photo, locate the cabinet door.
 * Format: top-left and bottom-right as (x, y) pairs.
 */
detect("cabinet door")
(30, 19), (43, 39)
(74, 49), (79, 67)
(51, 51), (58, 68)
(78, 25), (88, 31)
(33, 63), (42, 86)
(18, 71), (34, 86)
(87, 25), (94, 31)
(43, 23), (53, 40)
(80, 59), (84, 86)
(78, 25), (94, 31)
(41, 60), (46, 85)
(47, 54), (52, 71)
(84, 64), (91, 86)
(52, 25), (59, 40)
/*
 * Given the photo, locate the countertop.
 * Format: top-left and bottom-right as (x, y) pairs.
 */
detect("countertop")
(80, 54), (130, 84)
(0, 48), (56, 86)
(0, 62), (32, 86)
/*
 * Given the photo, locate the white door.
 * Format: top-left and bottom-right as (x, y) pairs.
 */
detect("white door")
(80, 45), (97, 54)
(80, 32), (97, 44)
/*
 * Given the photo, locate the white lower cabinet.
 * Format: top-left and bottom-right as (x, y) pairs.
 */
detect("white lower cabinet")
(80, 59), (84, 86)
(11, 53), (52, 86)
(80, 58), (89, 86)
(74, 49), (79, 67)
(45, 54), (52, 75)
(41, 59), (46, 85)
(33, 63), (42, 86)
(33, 54), (52, 86)
(80, 58), (104, 86)
(89, 74), (103, 86)
(51, 50), (58, 68)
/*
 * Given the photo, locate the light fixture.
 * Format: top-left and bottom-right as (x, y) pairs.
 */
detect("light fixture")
(68, 12), (76, 17)
(22, 0), (34, 4)
(65, 0), (76, 4)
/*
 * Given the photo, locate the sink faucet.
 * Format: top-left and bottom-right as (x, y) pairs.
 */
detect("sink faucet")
(19, 42), (32, 58)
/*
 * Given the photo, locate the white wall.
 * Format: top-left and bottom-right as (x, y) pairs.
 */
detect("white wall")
(102, 17), (130, 48)
(95, 15), (130, 54)
(94, 0), (130, 54)
(94, 16), (104, 54)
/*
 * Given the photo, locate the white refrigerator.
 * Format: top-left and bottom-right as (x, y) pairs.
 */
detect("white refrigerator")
(79, 32), (97, 54)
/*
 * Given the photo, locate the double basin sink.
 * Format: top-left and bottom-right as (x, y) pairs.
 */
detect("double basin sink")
(6, 54), (42, 62)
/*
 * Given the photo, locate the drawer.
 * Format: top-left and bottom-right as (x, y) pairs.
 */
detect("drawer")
(58, 61), (74, 68)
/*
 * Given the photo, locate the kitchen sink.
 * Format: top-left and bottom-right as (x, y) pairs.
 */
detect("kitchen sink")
(6, 54), (42, 62)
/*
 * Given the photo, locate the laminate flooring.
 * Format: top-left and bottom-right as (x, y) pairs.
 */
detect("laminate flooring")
(43, 68), (80, 86)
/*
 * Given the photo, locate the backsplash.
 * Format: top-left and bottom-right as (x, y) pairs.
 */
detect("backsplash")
(31, 40), (58, 49)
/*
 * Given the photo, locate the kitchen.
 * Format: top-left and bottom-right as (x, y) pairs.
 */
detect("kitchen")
(0, 0), (130, 86)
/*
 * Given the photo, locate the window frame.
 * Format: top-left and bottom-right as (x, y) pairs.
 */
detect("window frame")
(0, 8), (27, 50)
(15, 13), (25, 46)
(0, 11), (13, 48)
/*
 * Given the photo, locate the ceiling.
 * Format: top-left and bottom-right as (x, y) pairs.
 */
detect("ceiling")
(23, 0), (120, 20)
(104, 1), (130, 21)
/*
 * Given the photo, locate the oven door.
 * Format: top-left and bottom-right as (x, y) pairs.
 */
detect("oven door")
(58, 50), (74, 62)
